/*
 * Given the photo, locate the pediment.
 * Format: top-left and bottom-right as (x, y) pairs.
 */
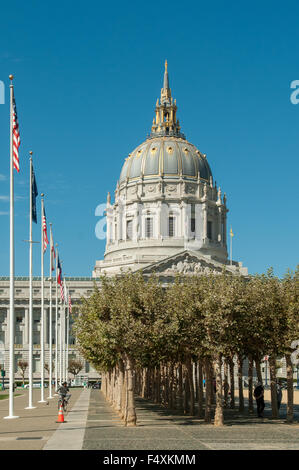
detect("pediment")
(141, 250), (228, 276)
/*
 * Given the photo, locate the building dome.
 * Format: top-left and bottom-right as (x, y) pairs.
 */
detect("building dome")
(119, 137), (212, 184)
(93, 61), (231, 277)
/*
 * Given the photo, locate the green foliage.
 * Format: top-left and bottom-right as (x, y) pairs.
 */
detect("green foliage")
(73, 269), (299, 373)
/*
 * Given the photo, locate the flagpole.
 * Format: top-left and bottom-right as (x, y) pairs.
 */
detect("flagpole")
(48, 223), (53, 399)
(55, 245), (58, 391)
(66, 288), (69, 384)
(62, 297), (66, 383)
(25, 152), (36, 409)
(230, 226), (233, 266)
(39, 194), (46, 403)
(5, 75), (19, 419)
(59, 301), (62, 386)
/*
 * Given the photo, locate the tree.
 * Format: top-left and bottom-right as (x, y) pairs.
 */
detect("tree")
(68, 359), (84, 378)
(18, 360), (28, 385)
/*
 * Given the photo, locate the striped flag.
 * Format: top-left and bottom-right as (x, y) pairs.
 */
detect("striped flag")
(60, 282), (65, 302)
(68, 294), (72, 314)
(57, 257), (64, 301)
(42, 207), (49, 253)
(12, 89), (20, 172)
(63, 279), (68, 304)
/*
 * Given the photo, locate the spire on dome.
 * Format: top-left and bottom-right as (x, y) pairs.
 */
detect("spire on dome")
(149, 61), (185, 140)
(163, 60), (169, 91)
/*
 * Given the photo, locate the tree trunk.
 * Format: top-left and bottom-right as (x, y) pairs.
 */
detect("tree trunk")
(228, 357), (235, 409)
(183, 365), (189, 414)
(124, 355), (137, 427)
(141, 368), (147, 398)
(214, 354), (224, 426)
(223, 360), (229, 409)
(285, 354), (294, 423)
(194, 362), (198, 401)
(248, 354), (254, 414)
(117, 360), (125, 414)
(178, 363), (183, 411)
(186, 356), (195, 415)
(269, 356), (278, 419)
(237, 355), (244, 412)
(198, 359), (204, 418)
(254, 355), (263, 384)
(204, 357), (212, 423)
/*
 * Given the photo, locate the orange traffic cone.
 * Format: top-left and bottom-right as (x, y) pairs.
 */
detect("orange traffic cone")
(56, 404), (65, 423)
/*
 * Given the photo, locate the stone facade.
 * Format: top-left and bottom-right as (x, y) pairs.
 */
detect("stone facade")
(0, 277), (101, 381)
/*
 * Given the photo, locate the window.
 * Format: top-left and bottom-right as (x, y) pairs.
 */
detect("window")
(15, 331), (23, 345)
(126, 219), (133, 240)
(145, 217), (153, 238)
(168, 216), (175, 237)
(191, 204), (195, 233)
(207, 221), (212, 240)
(33, 332), (40, 345)
(33, 356), (40, 373)
(191, 218), (195, 233)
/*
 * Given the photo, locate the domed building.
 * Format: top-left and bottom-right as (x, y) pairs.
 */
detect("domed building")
(93, 62), (247, 278)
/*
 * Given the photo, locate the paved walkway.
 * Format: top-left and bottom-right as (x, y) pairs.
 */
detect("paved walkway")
(0, 387), (82, 450)
(82, 391), (299, 450)
(44, 388), (90, 450)
(1, 388), (299, 450)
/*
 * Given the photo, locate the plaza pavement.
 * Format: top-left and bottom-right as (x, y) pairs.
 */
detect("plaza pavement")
(0, 387), (299, 450)
(0, 387), (83, 450)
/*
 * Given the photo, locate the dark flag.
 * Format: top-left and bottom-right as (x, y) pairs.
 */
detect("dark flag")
(31, 164), (38, 223)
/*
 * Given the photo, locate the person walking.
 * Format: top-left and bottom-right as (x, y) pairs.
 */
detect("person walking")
(254, 381), (265, 418)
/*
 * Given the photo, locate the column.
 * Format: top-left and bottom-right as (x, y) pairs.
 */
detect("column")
(157, 202), (162, 238)
(202, 203), (207, 242)
(218, 207), (222, 243)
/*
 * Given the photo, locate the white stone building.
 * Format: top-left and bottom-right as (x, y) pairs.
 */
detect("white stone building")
(0, 277), (100, 382)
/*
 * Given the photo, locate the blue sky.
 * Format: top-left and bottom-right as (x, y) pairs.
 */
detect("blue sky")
(0, 0), (298, 278)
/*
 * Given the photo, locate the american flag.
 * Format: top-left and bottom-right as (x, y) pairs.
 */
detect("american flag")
(60, 282), (65, 302)
(12, 91), (21, 172)
(42, 206), (49, 253)
(57, 257), (64, 301)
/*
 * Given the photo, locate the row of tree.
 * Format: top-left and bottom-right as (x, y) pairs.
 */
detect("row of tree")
(73, 268), (299, 426)
(15, 359), (84, 385)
